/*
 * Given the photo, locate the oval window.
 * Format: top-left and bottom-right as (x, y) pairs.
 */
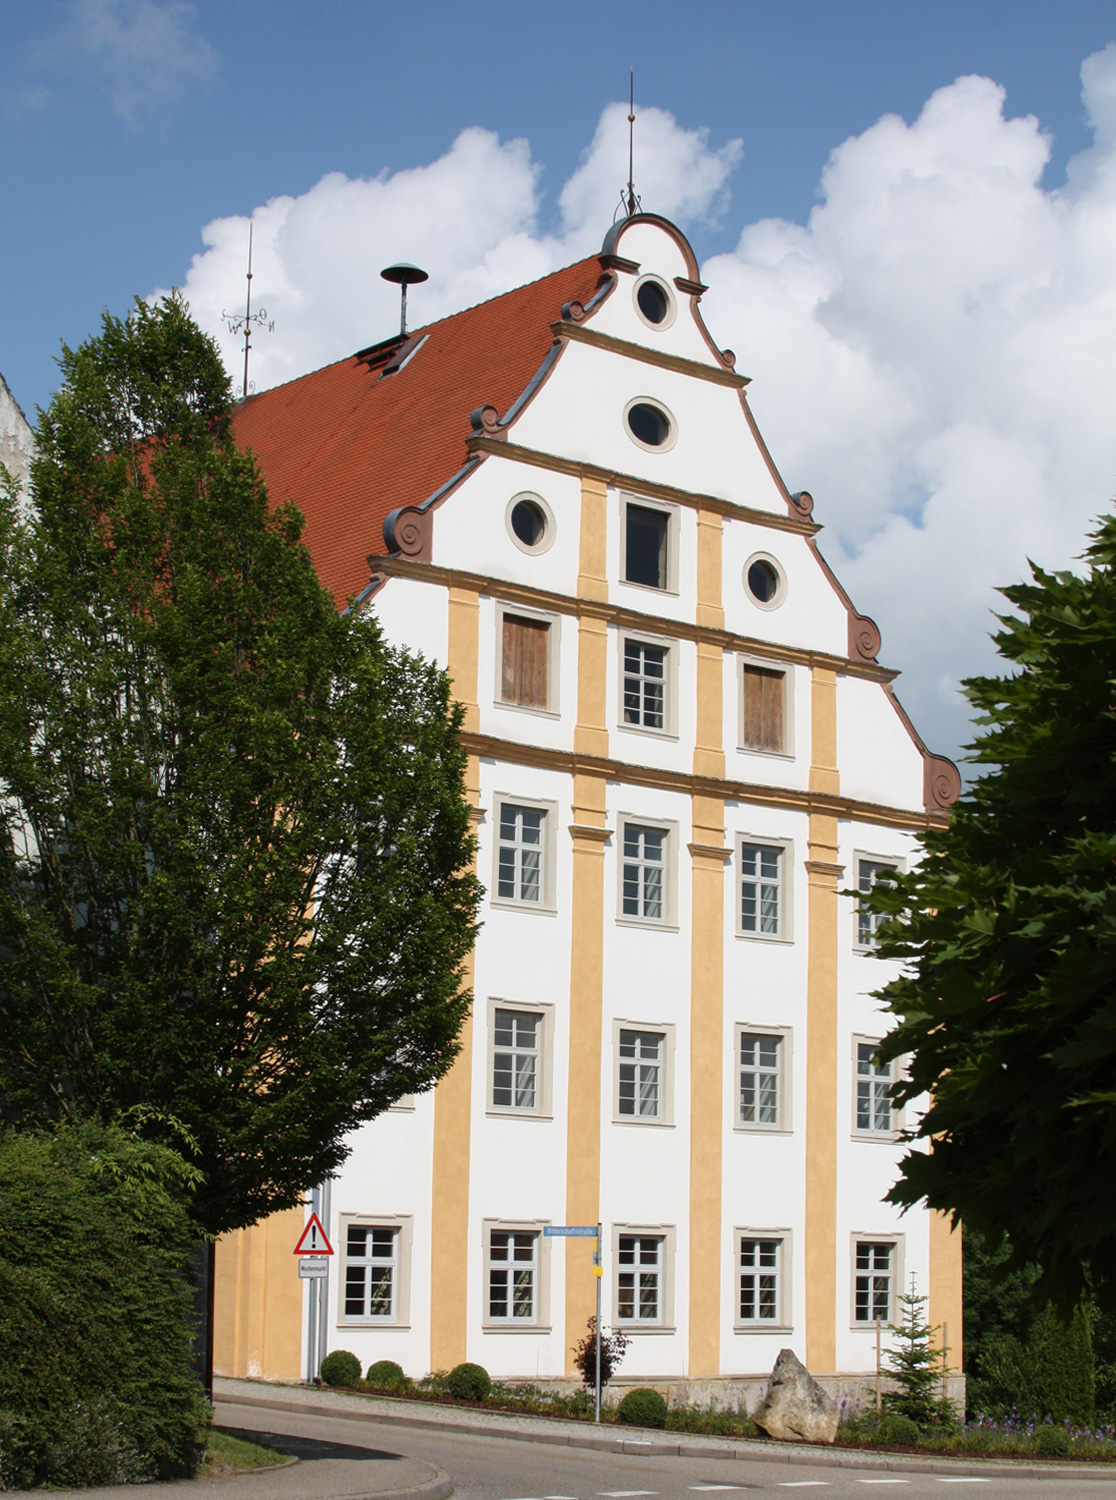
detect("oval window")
(636, 280), (669, 325)
(511, 498), (546, 549)
(627, 402), (671, 448)
(746, 557), (783, 607)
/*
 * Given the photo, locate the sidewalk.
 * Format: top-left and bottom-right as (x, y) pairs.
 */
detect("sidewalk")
(218, 1376), (1116, 1482)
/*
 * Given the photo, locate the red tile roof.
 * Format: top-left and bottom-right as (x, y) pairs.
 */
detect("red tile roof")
(233, 257), (606, 607)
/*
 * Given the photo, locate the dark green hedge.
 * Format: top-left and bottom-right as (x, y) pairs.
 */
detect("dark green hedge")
(0, 1123), (208, 1489)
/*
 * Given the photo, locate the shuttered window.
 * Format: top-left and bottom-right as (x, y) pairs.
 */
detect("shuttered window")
(501, 614), (550, 709)
(742, 664), (785, 752)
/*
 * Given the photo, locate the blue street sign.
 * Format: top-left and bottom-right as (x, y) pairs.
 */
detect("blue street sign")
(543, 1225), (598, 1237)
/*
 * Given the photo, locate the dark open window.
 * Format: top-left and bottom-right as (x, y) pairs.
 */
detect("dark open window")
(742, 664), (785, 753)
(625, 504), (669, 589)
(501, 614), (549, 709)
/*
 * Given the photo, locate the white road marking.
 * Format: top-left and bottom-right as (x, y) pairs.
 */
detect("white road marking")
(778, 1485), (831, 1489)
(690, 1488), (752, 1492)
(598, 1492), (660, 1496)
(934, 1481), (990, 1486)
(859, 1483), (911, 1486)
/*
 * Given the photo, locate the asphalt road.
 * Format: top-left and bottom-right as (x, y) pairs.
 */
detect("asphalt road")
(215, 1398), (1116, 1500)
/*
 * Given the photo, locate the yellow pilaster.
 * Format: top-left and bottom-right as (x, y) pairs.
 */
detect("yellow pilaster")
(564, 477), (610, 1372)
(213, 1204), (304, 1380)
(929, 1213), (964, 1383)
(804, 665), (841, 1374)
(429, 586), (481, 1371)
(688, 509), (726, 1377)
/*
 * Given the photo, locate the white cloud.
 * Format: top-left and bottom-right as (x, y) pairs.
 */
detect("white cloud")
(47, 0), (217, 122)
(170, 67), (1116, 760)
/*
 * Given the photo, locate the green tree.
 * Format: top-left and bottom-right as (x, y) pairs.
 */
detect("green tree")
(1031, 1303), (1095, 1427)
(883, 1277), (953, 1430)
(0, 1121), (208, 1488)
(0, 295), (479, 1236)
(866, 515), (1116, 1312)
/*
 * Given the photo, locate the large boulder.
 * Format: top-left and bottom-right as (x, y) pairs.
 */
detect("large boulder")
(753, 1349), (839, 1443)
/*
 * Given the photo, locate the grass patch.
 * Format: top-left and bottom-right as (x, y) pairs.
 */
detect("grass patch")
(200, 1427), (290, 1475)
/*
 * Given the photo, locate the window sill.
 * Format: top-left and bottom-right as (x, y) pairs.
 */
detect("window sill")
(615, 917), (679, 933)
(611, 1116), (676, 1129)
(851, 1130), (902, 1144)
(617, 722), (679, 742)
(340, 1320), (411, 1331)
(482, 1324), (553, 1335)
(737, 745), (795, 762)
(618, 579), (679, 599)
(489, 898), (558, 917)
(495, 699), (560, 721)
(733, 1124), (792, 1136)
(614, 1324), (676, 1335)
(485, 1108), (554, 1122)
(735, 932), (793, 945)
(734, 1323), (793, 1334)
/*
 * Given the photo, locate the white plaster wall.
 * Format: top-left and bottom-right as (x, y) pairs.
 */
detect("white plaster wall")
(722, 518), (850, 660)
(368, 575), (449, 672)
(838, 676), (926, 811)
(430, 458), (583, 598)
(0, 372), (32, 499)
(513, 341), (787, 518)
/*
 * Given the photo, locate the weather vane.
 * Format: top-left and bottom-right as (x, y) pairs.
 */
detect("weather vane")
(223, 223), (274, 401)
(617, 68), (642, 221)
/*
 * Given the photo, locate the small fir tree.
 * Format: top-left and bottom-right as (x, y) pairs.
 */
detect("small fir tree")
(883, 1276), (953, 1430)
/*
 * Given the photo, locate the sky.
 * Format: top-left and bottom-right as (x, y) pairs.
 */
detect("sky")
(4, 1), (1116, 766)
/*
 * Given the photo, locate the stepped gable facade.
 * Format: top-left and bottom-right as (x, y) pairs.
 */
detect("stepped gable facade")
(215, 213), (963, 1406)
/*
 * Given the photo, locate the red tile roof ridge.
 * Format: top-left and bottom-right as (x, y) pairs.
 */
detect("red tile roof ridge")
(237, 252), (603, 408)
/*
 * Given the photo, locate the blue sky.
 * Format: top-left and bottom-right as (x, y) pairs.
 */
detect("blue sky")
(5, 0), (1116, 759)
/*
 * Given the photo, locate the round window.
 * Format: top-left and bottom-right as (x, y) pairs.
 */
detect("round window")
(744, 553), (785, 609)
(637, 280), (669, 324)
(511, 498), (546, 548)
(505, 492), (555, 555)
(626, 401), (672, 449)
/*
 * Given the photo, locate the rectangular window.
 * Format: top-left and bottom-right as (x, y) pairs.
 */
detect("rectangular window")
(857, 858), (898, 948)
(488, 1229), (538, 1322)
(617, 1234), (662, 1323)
(622, 824), (666, 921)
(738, 1237), (782, 1324)
(625, 503), (669, 589)
(742, 663), (787, 753)
(740, 842), (784, 938)
(492, 1008), (539, 1111)
(618, 1029), (663, 1119)
(739, 1032), (781, 1127)
(500, 612), (551, 710)
(623, 638), (668, 730)
(855, 1040), (896, 1135)
(497, 804), (545, 905)
(344, 1224), (397, 1320)
(854, 1240), (894, 1323)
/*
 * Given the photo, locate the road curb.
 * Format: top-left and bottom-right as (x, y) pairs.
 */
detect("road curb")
(218, 1389), (1116, 1482)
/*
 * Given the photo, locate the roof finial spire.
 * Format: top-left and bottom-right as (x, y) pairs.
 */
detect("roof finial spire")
(617, 69), (642, 222)
(222, 223), (274, 402)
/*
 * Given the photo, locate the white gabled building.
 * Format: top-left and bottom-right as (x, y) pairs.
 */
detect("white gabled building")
(214, 213), (963, 1406)
(0, 370), (33, 500)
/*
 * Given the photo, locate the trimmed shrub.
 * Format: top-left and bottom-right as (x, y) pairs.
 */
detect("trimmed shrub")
(880, 1412), (920, 1446)
(1035, 1424), (1072, 1458)
(617, 1388), (669, 1429)
(0, 1123), (207, 1490)
(366, 1359), (408, 1392)
(319, 1350), (362, 1388)
(446, 1362), (492, 1402)
(1032, 1305), (1095, 1427)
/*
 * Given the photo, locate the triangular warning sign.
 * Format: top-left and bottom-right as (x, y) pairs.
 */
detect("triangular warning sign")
(293, 1212), (334, 1256)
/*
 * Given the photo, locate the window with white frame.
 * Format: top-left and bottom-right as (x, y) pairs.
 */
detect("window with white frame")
(738, 1030), (785, 1129)
(856, 857), (899, 948)
(854, 1239), (897, 1324)
(340, 1217), (412, 1326)
(487, 1229), (539, 1323)
(622, 636), (670, 732)
(492, 1008), (540, 1112)
(737, 1234), (786, 1327)
(621, 823), (667, 921)
(854, 1039), (899, 1136)
(498, 606), (556, 713)
(739, 841), (787, 939)
(616, 1233), (664, 1324)
(495, 801), (549, 907)
(621, 496), (677, 593)
(618, 1029), (663, 1119)
(740, 661), (789, 754)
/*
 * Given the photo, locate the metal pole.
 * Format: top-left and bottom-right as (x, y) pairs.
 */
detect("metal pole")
(400, 283), (408, 336)
(306, 1186), (319, 1383)
(594, 1221), (602, 1423)
(316, 1177), (332, 1380)
(875, 1317), (882, 1414)
(243, 224), (253, 400)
